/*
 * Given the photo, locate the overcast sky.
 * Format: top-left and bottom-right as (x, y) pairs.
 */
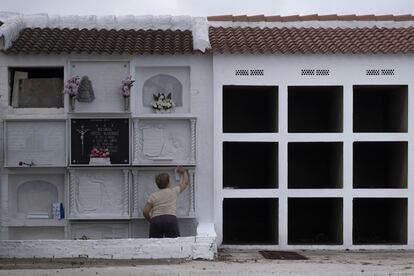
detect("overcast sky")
(0, 0), (413, 16)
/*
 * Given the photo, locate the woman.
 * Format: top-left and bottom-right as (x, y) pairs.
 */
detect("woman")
(143, 166), (189, 238)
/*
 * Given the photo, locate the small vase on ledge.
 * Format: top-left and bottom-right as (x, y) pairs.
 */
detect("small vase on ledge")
(123, 96), (130, 112)
(69, 96), (76, 112)
(154, 108), (173, 114)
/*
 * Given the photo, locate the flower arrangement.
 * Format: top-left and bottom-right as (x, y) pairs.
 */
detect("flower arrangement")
(90, 147), (110, 158)
(152, 93), (175, 112)
(120, 75), (135, 97)
(63, 76), (80, 97)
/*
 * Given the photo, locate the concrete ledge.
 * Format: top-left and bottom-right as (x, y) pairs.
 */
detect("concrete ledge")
(0, 224), (217, 260)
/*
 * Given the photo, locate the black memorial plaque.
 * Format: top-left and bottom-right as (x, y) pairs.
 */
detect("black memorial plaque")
(71, 118), (129, 165)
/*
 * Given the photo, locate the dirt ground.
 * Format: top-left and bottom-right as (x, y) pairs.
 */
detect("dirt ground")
(1, 250), (414, 275)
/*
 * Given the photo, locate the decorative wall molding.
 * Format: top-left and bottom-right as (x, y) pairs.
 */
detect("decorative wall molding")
(132, 118), (197, 166)
(68, 169), (130, 219)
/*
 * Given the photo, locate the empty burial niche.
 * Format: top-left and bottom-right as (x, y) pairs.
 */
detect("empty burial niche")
(9, 67), (64, 108)
(288, 198), (343, 245)
(223, 142), (278, 189)
(353, 142), (407, 188)
(353, 198), (407, 244)
(353, 85), (408, 132)
(223, 198), (278, 244)
(223, 85), (278, 133)
(288, 86), (343, 133)
(288, 142), (343, 189)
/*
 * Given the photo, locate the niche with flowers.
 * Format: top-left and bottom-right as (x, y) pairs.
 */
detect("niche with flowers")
(136, 67), (190, 114)
(69, 61), (130, 113)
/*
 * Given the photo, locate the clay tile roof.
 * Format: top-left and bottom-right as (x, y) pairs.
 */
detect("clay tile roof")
(209, 27), (414, 54)
(4, 27), (194, 55)
(207, 14), (414, 22)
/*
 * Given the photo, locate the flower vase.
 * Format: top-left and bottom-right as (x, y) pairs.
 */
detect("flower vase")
(155, 109), (172, 114)
(70, 96), (76, 111)
(123, 96), (130, 111)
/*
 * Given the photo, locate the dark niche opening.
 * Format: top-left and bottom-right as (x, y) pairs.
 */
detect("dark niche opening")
(223, 142), (278, 189)
(223, 198), (278, 244)
(9, 67), (64, 108)
(288, 142), (343, 189)
(288, 198), (343, 245)
(353, 85), (408, 132)
(353, 198), (407, 245)
(288, 86), (343, 133)
(353, 142), (407, 188)
(223, 85), (278, 133)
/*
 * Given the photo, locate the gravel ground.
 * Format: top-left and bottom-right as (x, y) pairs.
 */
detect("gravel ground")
(1, 250), (414, 275)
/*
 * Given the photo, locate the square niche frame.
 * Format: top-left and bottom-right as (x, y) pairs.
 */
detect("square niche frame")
(4, 120), (67, 167)
(69, 60), (130, 113)
(135, 66), (190, 114)
(132, 117), (196, 166)
(69, 118), (131, 166)
(8, 173), (65, 222)
(131, 167), (196, 218)
(68, 168), (130, 220)
(353, 85), (408, 133)
(223, 85), (278, 133)
(288, 86), (343, 133)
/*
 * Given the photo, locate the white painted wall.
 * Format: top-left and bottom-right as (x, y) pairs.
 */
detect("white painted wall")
(213, 53), (414, 249)
(0, 53), (215, 256)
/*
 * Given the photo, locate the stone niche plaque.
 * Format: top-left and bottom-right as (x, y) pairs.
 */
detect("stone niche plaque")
(70, 118), (129, 165)
(70, 221), (129, 239)
(8, 174), (65, 220)
(70, 61), (130, 112)
(133, 118), (196, 165)
(68, 169), (130, 219)
(5, 121), (66, 167)
(131, 168), (195, 218)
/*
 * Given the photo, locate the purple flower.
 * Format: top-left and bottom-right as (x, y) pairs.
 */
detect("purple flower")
(63, 76), (80, 96)
(120, 75), (135, 97)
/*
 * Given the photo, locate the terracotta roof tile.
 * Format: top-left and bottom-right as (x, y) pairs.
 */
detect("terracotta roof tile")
(209, 26), (414, 54)
(4, 27), (194, 55)
(207, 14), (414, 22)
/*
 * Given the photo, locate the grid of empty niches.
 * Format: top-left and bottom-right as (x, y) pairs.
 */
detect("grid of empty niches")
(222, 84), (409, 245)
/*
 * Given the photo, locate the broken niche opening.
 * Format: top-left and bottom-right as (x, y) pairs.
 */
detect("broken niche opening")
(9, 67), (64, 108)
(223, 142), (278, 189)
(288, 198), (343, 245)
(353, 85), (408, 132)
(288, 142), (343, 189)
(353, 142), (407, 189)
(223, 85), (278, 133)
(223, 198), (278, 244)
(353, 198), (407, 244)
(288, 86), (343, 133)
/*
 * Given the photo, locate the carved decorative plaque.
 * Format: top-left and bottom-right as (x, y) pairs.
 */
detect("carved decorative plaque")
(133, 118), (196, 165)
(68, 169), (130, 219)
(6, 121), (66, 167)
